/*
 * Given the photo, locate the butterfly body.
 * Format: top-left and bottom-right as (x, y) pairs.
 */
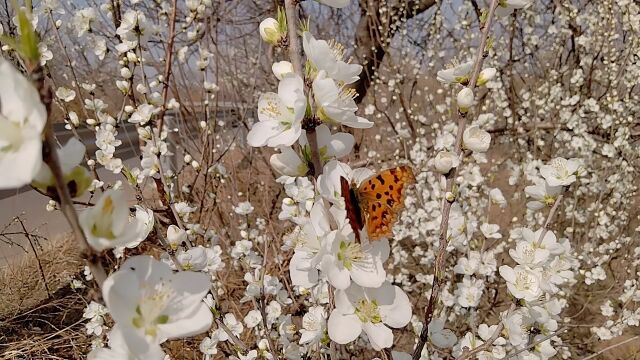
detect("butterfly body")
(340, 166), (415, 242)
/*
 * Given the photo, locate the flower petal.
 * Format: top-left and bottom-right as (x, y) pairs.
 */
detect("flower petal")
(363, 322), (393, 350)
(328, 311), (361, 344)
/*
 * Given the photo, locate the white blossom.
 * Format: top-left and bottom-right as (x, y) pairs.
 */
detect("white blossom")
(0, 57), (47, 189)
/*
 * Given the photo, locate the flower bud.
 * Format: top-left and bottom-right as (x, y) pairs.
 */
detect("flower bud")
(116, 80), (130, 93)
(137, 126), (152, 140)
(457, 88), (474, 113)
(46, 200), (57, 212)
(259, 17), (284, 45)
(120, 67), (132, 79)
(68, 111), (80, 126)
(434, 151), (460, 174)
(477, 67), (497, 86)
(272, 61), (294, 80)
(136, 83), (148, 94)
(126, 51), (138, 63)
(167, 225), (186, 250)
(197, 58), (209, 70)
(184, 154), (193, 163)
(204, 81), (219, 92)
(446, 192), (456, 202)
(463, 125), (491, 152)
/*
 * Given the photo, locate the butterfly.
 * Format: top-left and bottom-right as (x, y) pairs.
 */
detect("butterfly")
(340, 166), (415, 242)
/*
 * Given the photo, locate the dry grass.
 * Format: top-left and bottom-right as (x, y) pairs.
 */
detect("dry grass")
(0, 235), (84, 319)
(0, 235), (93, 359)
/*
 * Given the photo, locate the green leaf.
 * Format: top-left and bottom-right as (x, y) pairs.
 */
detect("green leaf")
(122, 166), (137, 186)
(277, 7), (288, 34)
(16, 9), (40, 65)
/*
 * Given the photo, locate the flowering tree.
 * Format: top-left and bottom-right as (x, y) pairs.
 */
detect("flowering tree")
(1, 0), (639, 359)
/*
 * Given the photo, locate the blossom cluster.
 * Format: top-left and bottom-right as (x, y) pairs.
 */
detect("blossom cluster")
(246, 6), (415, 355)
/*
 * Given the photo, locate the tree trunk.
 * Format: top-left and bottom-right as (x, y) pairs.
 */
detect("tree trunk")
(353, 0), (437, 104)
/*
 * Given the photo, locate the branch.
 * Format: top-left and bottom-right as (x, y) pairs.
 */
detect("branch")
(284, 0), (323, 177)
(157, 0), (179, 133)
(353, 0), (437, 104)
(582, 335), (640, 360)
(17, 216), (51, 298)
(34, 66), (107, 288)
(456, 303), (516, 360)
(284, 0), (303, 75)
(536, 188), (566, 247)
(282, 3), (334, 358)
(411, 1), (500, 358)
(152, 0), (185, 231)
(504, 327), (568, 359)
(460, 184), (571, 359)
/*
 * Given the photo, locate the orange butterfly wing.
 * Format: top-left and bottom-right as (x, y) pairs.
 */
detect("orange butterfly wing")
(357, 166), (415, 240)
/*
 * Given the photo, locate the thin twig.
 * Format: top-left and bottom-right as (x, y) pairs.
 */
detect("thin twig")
(216, 318), (249, 352)
(257, 227), (281, 359)
(582, 335), (640, 360)
(535, 189), (567, 247)
(157, 0), (179, 133)
(17, 216), (51, 298)
(456, 303), (516, 360)
(283, 0), (323, 177)
(411, 1), (500, 358)
(258, 296), (280, 360)
(504, 326), (567, 359)
(210, 288), (249, 352)
(150, 0), (186, 231)
(284, 0), (302, 75)
(281, 2), (333, 359)
(459, 183), (570, 359)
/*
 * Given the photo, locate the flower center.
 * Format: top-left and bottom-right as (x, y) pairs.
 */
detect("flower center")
(327, 39), (346, 61)
(303, 314), (320, 331)
(543, 194), (556, 206)
(286, 324), (297, 334)
(455, 75), (470, 85)
(336, 240), (363, 271)
(339, 87), (358, 102)
(355, 299), (382, 324)
(260, 100), (283, 119)
(522, 246), (535, 260)
(91, 195), (116, 239)
(515, 272), (536, 292)
(131, 282), (174, 337)
(550, 159), (569, 178)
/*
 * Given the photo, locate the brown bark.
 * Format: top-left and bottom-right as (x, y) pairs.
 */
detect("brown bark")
(353, 0), (437, 104)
